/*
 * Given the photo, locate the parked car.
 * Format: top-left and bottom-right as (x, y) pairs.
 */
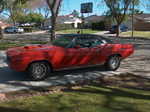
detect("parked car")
(41, 26), (52, 30)
(4, 26), (24, 33)
(109, 25), (128, 34)
(6, 34), (134, 81)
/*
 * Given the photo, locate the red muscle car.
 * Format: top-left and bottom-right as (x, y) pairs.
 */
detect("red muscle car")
(6, 34), (134, 80)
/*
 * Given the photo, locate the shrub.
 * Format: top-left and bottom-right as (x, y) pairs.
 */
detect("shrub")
(91, 21), (106, 30)
(21, 26), (33, 32)
(56, 24), (74, 31)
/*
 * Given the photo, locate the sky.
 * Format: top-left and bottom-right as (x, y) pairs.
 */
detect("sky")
(60, 0), (150, 16)
(1, 0), (150, 18)
(60, 0), (107, 15)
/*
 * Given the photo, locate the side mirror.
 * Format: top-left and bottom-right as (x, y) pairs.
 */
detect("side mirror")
(74, 45), (81, 49)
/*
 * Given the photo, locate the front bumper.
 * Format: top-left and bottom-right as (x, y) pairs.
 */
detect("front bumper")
(6, 54), (28, 72)
(5, 55), (11, 65)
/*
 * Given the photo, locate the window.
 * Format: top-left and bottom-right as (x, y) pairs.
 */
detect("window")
(52, 36), (73, 48)
(75, 36), (104, 48)
(90, 39), (104, 47)
(76, 37), (92, 48)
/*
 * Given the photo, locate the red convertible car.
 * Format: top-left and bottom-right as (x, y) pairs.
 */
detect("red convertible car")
(6, 34), (134, 80)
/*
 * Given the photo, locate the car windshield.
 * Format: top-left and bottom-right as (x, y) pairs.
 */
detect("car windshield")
(52, 36), (73, 47)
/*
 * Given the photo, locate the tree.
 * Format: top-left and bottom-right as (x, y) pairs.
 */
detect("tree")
(2, 0), (29, 26)
(16, 12), (44, 26)
(46, 0), (62, 41)
(71, 10), (79, 17)
(0, 0), (7, 39)
(130, 0), (140, 37)
(37, 6), (51, 28)
(0, 0), (6, 13)
(28, 13), (44, 25)
(104, 0), (132, 37)
(38, 7), (50, 20)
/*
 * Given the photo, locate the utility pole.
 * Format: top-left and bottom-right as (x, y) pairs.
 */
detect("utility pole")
(131, 0), (135, 38)
(80, 2), (93, 34)
(81, 13), (84, 34)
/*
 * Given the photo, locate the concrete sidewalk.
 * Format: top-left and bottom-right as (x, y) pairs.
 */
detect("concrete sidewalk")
(0, 51), (7, 68)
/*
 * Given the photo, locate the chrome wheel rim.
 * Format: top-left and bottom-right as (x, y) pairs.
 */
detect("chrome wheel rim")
(32, 63), (47, 79)
(110, 56), (120, 69)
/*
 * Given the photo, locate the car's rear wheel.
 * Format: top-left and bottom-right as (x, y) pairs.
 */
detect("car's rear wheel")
(105, 55), (121, 71)
(27, 61), (51, 81)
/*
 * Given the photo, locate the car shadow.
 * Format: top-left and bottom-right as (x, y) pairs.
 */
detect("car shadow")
(0, 65), (109, 92)
(53, 65), (106, 76)
(0, 65), (107, 83)
(0, 66), (109, 89)
(0, 67), (28, 83)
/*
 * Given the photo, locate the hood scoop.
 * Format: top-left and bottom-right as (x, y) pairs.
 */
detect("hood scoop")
(24, 46), (30, 49)
(23, 45), (44, 50)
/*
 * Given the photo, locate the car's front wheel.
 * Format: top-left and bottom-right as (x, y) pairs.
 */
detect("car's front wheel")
(27, 61), (51, 81)
(105, 55), (121, 71)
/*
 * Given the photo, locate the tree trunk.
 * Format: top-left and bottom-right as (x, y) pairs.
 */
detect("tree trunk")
(46, 0), (62, 42)
(116, 24), (120, 37)
(0, 27), (3, 39)
(50, 15), (56, 42)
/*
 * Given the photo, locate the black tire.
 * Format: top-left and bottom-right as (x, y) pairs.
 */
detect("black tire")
(27, 61), (51, 81)
(105, 55), (121, 71)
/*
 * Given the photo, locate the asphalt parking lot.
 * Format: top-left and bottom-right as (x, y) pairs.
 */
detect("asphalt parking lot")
(0, 36), (150, 93)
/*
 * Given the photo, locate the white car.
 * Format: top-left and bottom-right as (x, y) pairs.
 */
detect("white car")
(5, 26), (24, 33)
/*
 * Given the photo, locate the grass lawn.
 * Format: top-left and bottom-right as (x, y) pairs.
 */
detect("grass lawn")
(0, 74), (150, 112)
(0, 41), (47, 50)
(121, 31), (150, 38)
(57, 29), (100, 34)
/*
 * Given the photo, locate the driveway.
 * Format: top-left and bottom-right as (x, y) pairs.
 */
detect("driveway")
(0, 37), (150, 93)
(0, 52), (125, 93)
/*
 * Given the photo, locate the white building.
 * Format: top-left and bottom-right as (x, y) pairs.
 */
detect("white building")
(44, 14), (82, 28)
(64, 17), (82, 28)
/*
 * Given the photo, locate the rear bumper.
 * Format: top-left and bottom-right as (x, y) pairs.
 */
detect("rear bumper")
(122, 48), (134, 59)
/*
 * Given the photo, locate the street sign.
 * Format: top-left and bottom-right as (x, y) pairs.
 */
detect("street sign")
(81, 2), (93, 13)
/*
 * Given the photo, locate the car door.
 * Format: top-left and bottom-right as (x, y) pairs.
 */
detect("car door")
(61, 37), (90, 68)
(51, 36), (83, 69)
(74, 36), (92, 66)
(88, 37), (107, 65)
(64, 46), (81, 68)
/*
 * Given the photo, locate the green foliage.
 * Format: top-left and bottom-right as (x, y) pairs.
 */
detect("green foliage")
(21, 26), (33, 32)
(104, 0), (132, 23)
(91, 21), (106, 30)
(3, 0), (30, 25)
(0, 41), (47, 50)
(0, 0), (6, 13)
(16, 12), (44, 25)
(71, 10), (80, 17)
(104, 0), (133, 36)
(129, 8), (144, 14)
(57, 29), (99, 34)
(121, 31), (150, 38)
(0, 84), (150, 112)
(27, 13), (44, 24)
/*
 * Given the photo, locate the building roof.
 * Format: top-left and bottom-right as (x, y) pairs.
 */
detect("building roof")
(134, 14), (150, 22)
(84, 15), (105, 23)
(57, 15), (81, 24)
